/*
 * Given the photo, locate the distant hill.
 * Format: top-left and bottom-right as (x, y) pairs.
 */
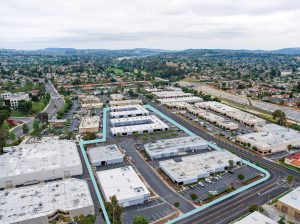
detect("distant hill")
(270, 48), (300, 55)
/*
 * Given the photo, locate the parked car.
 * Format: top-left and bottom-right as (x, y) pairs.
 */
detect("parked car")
(198, 182), (205, 187)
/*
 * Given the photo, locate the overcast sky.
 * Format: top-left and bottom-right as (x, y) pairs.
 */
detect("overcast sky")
(0, 0), (299, 50)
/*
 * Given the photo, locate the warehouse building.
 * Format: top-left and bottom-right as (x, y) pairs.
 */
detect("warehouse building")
(78, 95), (103, 109)
(110, 93), (124, 101)
(110, 115), (169, 136)
(165, 102), (192, 110)
(196, 102), (265, 127)
(79, 116), (100, 134)
(0, 178), (94, 224)
(234, 211), (276, 224)
(152, 91), (193, 99)
(144, 136), (208, 160)
(97, 166), (150, 207)
(236, 124), (300, 154)
(159, 151), (241, 185)
(277, 187), (300, 220)
(109, 99), (142, 106)
(110, 104), (149, 118)
(188, 107), (239, 130)
(0, 140), (83, 188)
(158, 96), (203, 104)
(88, 144), (123, 166)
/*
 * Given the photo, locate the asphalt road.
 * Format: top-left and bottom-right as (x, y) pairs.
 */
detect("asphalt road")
(140, 96), (300, 224)
(9, 81), (64, 139)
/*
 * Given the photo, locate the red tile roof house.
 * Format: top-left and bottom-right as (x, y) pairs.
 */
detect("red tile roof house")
(284, 152), (300, 169)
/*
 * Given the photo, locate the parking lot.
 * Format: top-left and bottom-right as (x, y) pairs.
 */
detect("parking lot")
(122, 198), (176, 224)
(179, 165), (262, 203)
(175, 108), (253, 139)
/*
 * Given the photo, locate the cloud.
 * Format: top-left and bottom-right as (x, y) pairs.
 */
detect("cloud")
(0, 0), (299, 49)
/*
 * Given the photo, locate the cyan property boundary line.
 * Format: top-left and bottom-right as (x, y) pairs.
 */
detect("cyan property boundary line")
(79, 107), (110, 224)
(144, 104), (270, 224)
(79, 104), (270, 224)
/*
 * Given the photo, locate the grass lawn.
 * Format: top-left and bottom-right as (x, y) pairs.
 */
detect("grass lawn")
(10, 111), (26, 117)
(279, 161), (300, 173)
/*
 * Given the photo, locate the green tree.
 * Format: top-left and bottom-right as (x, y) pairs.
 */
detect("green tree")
(8, 132), (16, 141)
(272, 110), (287, 125)
(0, 109), (10, 126)
(82, 132), (97, 141)
(0, 128), (8, 153)
(237, 173), (245, 181)
(18, 100), (32, 115)
(287, 175), (295, 188)
(228, 160), (234, 171)
(132, 215), (149, 224)
(174, 202), (180, 208)
(104, 195), (123, 224)
(277, 215), (285, 224)
(248, 203), (264, 213)
(22, 123), (29, 134)
(190, 193), (198, 200)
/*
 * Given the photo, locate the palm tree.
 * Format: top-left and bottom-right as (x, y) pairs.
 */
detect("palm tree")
(287, 175), (295, 188)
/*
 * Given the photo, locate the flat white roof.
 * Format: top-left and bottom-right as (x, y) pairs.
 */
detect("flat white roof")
(79, 116), (100, 129)
(0, 140), (81, 179)
(110, 104), (149, 117)
(110, 115), (169, 134)
(234, 211), (276, 224)
(97, 166), (150, 203)
(153, 91), (193, 98)
(88, 145), (123, 164)
(159, 151), (241, 182)
(145, 136), (208, 157)
(0, 178), (94, 224)
(110, 94), (124, 100)
(158, 96), (203, 104)
(278, 186), (300, 211)
(109, 99), (142, 106)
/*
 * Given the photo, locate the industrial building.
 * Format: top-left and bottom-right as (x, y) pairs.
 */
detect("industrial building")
(109, 99), (143, 106)
(158, 96), (203, 104)
(110, 115), (169, 136)
(165, 102), (192, 110)
(97, 166), (150, 207)
(88, 144), (123, 166)
(0, 92), (30, 109)
(144, 136), (208, 160)
(196, 101), (266, 127)
(236, 124), (300, 154)
(234, 211), (276, 224)
(159, 151), (241, 185)
(152, 91), (193, 99)
(110, 93), (124, 101)
(0, 140), (83, 188)
(78, 95), (103, 109)
(79, 116), (100, 134)
(284, 152), (300, 169)
(0, 178), (94, 224)
(188, 107), (239, 130)
(277, 187), (300, 220)
(110, 104), (149, 118)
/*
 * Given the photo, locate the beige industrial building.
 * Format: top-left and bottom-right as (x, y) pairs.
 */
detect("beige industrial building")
(188, 106), (239, 130)
(277, 187), (300, 220)
(110, 93), (124, 101)
(79, 116), (100, 134)
(234, 211), (276, 224)
(78, 95), (103, 109)
(196, 102), (266, 127)
(109, 99), (143, 106)
(236, 124), (300, 154)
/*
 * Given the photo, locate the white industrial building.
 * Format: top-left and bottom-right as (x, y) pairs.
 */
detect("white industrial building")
(110, 93), (124, 101)
(110, 115), (169, 136)
(0, 92), (30, 109)
(196, 101), (266, 127)
(188, 107), (239, 130)
(159, 151), (241, 185)
(165, 102), (192, 110)
(152, 91), (193, 99)
(234, 211), (276, 224)
(0, 178), (94, 224)
(88, 144), (123, 166)
(110, 104), (149, 118)
(0, 140), (83, 188)
(109, 99), (143, 106)
(79, 116), (100, 134)
(144, 136), (209, 160)
(236, 123), (300, 154)
(277, 186), (300, 220)
(158, 96), (203, 104)
(97, 166), (150, 207)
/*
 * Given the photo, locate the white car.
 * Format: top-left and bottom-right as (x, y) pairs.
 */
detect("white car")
(198, 182), (205, 187)
(205, 178), (212, 183)
(208, 191), (218, 195)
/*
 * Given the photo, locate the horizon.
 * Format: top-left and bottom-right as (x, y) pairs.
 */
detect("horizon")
(1, 0), (300, 50)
